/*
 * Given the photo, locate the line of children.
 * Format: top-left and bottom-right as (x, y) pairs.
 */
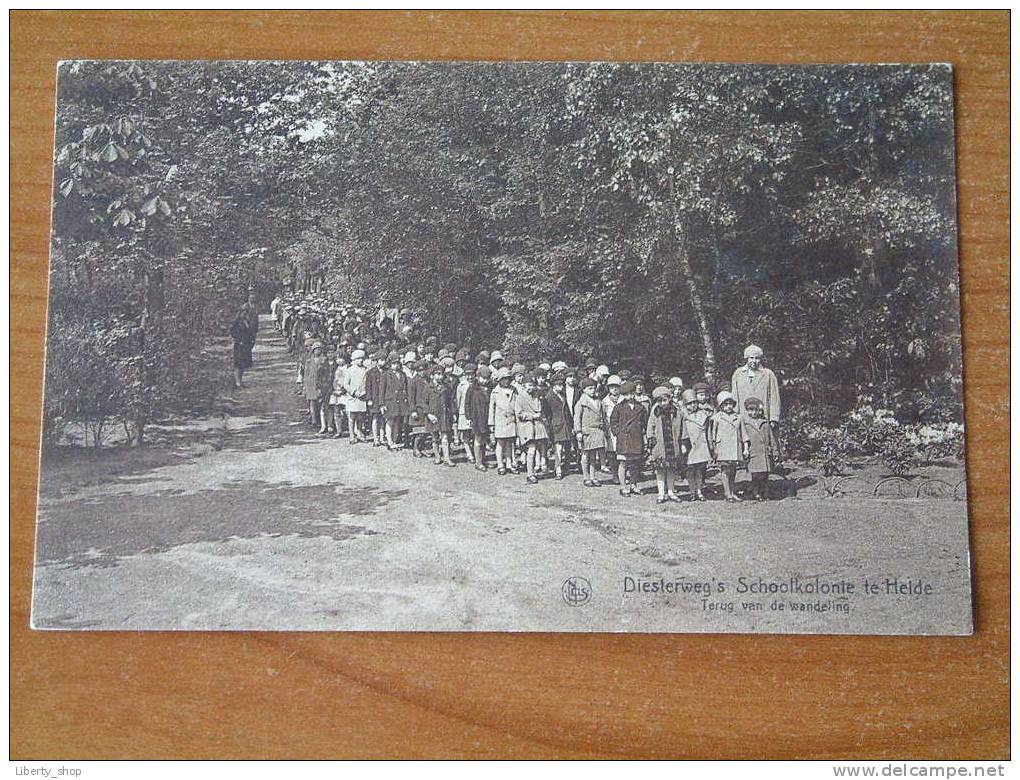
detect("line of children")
(283, 295), (784, 502)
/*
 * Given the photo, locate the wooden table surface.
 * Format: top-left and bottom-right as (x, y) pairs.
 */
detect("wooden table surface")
(10, 10), (1009, 759)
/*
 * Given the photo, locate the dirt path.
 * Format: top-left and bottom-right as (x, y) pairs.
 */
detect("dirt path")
(31, 318), (973, 633)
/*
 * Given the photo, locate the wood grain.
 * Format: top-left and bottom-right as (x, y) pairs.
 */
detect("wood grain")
(10, 10), (1009, 759)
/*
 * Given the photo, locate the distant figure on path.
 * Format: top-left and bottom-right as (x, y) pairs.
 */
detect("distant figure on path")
(231, 295), (259, 388)
(731, 344), (781, 425)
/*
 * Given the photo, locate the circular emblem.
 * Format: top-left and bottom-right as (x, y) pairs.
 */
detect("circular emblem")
(562, 576), (592, 607)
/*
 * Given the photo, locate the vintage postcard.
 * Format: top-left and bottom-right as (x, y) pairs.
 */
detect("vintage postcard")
(32, 60), (971, 633)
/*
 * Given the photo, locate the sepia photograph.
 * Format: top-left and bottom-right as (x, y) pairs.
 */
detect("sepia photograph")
(32, 59), (971, 633)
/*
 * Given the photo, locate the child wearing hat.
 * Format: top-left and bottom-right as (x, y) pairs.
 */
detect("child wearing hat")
(303, 342), (329, 431)
(693, 382), (714, 415)
(406, 359), (430, 442)
(464, 364), (491, 470)
(543, 371), (573, 480)
(680, 388), (712, 501)
(646, 386), (683, 503)
(487, 367), (519, 475)
(743, 397), (782, 500)
(668, 376), (685, 409)
(365, 352), (387, 447)
(573, 378), (607, 487)
(380, 354), (409, 450)
(327, 352), (347, 437)
(455, 364), (476, 462)
(711, 390), (750, 502)
(295, 330), (315, 392)
(533, 363), (551, 473)
(609, 381), (647, 496)
(633, 378), (652, 417)
(343, 349), (369, 444)
(514, 374), (550, 484)
(601, 375), (623, 477)
(424, 367), (456, 466)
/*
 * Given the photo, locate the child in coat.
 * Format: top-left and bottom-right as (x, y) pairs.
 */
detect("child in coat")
(601, 376), (623, 476)
(609, 381), (647, 496)
(543, 372), (573, 480)
(424, 367), (456, 466)
(645, 386), (683, 503)
(455, 365), (476, 463)
(380, 355), (409, 451)
(668, 377), (685, 410)
(406, 360), (430, 442)
(534, 364), (551, 472)
(464, 365), (491, 470)
(680, 389), (711, 501)
(364, 353), (386, 447)
(514, 375), (549, 484)
(303, 342), (329, 431)
(487, 367), (518, 475)
(327, 353), (347, 436)
(573, 378), (607, 487)
(633, 379), (652, 417)
(710, 390), (750, 502)
(694, 382), (714, 414)
(743, 397), (782, 500)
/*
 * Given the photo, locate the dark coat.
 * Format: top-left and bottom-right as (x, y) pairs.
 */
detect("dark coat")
(564, 385), (582, 417)
(610, 399), (647, 456)
(408, 373), (430, 421)
(424, 383), (454, 433)
(365, 365), (384, 409)
(230, 309), (258, 370)
(645, 401), (683, 466)
(744, 415), (781, 473)
(464, 383), (490, 435)
(303, 355), (330, 401)
(380, 369), (409, 419)
(543, 389), (573, 443)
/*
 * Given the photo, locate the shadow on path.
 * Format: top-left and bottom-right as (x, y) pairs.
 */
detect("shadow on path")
(37, 481), (408, 570)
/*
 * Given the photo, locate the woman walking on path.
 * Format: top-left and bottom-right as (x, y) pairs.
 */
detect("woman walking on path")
(230, 296), (259, 388)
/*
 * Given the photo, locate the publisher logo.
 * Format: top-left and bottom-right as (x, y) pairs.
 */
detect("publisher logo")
(562, 576), (592, 607)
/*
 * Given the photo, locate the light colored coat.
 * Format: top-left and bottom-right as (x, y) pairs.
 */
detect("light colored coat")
(342, 364), (368, 412)
(514, 389), (549, 443)
(488, 384), (518, 439)
(681, 409), (713, 465)
(710, 410), (749, 463)
(731, 365), (781, 423)
(573, 394), (606, 451)
(329, 365), (347, 406)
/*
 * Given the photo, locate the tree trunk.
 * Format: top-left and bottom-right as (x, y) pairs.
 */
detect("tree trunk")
(674, 222), (718, 383)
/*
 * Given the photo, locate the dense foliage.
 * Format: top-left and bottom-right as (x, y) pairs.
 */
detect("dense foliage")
(46, 61), (964, 458)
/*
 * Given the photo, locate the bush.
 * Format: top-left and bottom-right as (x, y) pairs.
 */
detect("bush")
(782, 399), (964, 475)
